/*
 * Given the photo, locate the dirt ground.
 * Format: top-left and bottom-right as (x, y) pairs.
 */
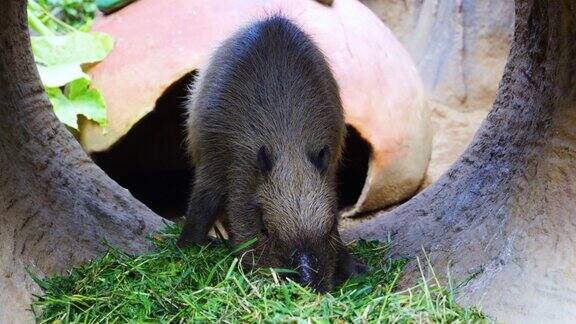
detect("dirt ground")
(422, 101), (489, 186)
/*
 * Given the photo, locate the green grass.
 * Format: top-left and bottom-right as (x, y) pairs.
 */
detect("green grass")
(32, 226), (487, 323)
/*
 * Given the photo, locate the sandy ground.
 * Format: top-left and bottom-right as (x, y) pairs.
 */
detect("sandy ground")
(341, 101), (489, 228)
(422, 102), (489, 186)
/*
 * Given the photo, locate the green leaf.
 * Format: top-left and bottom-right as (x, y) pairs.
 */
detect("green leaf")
(46, 87), (79, 129)
(67, 78), (108, 131)
(37, 63), (88, 88)
(28, 1), (110, 133)
(45, 78), (107, 131)
(31, 32), (114, 66)
(67, 77), (92, 98)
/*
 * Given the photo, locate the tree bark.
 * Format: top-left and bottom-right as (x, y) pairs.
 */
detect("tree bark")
(345, 0), (576, 322)
(0, 1), (169, 322)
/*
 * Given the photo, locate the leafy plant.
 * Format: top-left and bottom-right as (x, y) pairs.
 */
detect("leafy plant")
(28, 0), (111, 131)
(32, 226), (488, 322)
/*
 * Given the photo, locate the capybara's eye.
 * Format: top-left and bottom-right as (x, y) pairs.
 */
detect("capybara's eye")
(257, 146), (273, 174)
(310, 145), (330, 173)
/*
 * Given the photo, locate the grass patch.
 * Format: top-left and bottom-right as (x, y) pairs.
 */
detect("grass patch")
(32, 226), (487, 322)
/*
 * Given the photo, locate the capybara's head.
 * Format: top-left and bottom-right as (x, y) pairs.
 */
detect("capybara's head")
(230, 133), (346, 292)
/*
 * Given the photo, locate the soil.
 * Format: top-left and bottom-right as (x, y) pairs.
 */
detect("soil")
(422, 101), (489, 187)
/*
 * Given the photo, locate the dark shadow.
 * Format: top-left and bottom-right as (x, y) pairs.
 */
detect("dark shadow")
(91, 72), (197, 219)
(336, 125), (371, 210)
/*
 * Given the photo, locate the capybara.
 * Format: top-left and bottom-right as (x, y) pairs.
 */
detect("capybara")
(178, 15), (367, 292)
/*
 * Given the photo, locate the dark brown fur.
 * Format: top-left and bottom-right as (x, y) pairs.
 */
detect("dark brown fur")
(178, 15), (366, 291)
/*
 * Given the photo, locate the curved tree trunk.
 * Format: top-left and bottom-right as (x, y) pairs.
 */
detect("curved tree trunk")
(345, 0), (576, 322)
(0, 1), (169, 322)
